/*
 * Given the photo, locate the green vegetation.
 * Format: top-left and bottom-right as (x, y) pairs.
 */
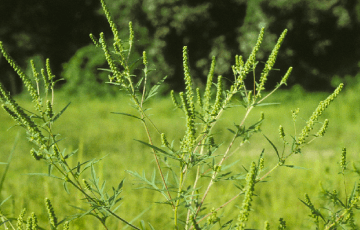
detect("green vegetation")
(1, 0), (360, 229)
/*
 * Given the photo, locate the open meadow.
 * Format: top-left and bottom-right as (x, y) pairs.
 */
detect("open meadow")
(0, 82), (359, 229)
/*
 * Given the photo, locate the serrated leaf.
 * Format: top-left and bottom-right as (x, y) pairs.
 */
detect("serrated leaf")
(135, 76), (144, 89)
(145, 76), (167, 102)
(64, 149), (78, 160)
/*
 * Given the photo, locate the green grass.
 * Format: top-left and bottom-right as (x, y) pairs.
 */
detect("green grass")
(0, 84), (358, 229)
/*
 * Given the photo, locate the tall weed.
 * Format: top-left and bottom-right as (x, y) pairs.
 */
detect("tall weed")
(0, 0), (356, 229)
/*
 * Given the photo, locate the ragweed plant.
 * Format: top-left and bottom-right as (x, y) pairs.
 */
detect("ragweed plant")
(0, 198), (69, 230)
(0, 0), (347, 229)
(300, 148), (360, 229)
(90, 1), (344, 229)
(0, 32), (138, 230)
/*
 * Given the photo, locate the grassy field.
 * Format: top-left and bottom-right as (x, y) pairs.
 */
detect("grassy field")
(0, 83), (359, 229)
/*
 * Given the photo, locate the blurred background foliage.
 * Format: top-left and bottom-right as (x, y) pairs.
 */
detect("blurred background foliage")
(1, 0), (360, 95)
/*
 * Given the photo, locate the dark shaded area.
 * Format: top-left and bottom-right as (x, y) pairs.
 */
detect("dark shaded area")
(0, 0), (111, 93)
(261, 0), (360, 91)
(1, 0), (359, 95)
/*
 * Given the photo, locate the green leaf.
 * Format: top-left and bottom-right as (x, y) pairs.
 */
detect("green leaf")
(97, 68), (112, 72)
(135, 76), (144, 89)
(128, 57), (143, 72)
(111, 112), (144, 121)
(134, 139), (180, 161)
(52, 102), (71, 122)
(0, 195), (11, 207)
(122, 206), (153, 230)
(0, 133), (19, 193)
(253, 102), (281, 107)
(283, 165), (310, 170)
(63, 149), (78, 160)
(348, 181), (358, 206)
(148, 223), (156, 230)
(24, 173), (62, 180)
(227, 128), (236, 134)
(145, 76), (167, 102)
(63, 181), (70, 194)
(263, 134), (280, 160)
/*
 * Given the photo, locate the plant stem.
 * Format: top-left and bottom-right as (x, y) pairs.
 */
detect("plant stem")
(174, 166), (185, 229)
(193, 106), (254, 220)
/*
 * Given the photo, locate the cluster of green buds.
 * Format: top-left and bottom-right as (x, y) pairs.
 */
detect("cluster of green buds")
(298, 83), (343, 145)
(256, 29), (287, 98)
(178, 47), (196, 154)
(206, 208), (220, 225)
(279, 125), (286, 143)
(45, 198), (58, 229)
(340, 147), (347, 171)
(26, 212), (38, 230)
(236, 162), (257, 230)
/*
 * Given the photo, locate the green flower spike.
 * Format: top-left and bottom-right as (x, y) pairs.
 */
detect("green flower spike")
(30, 60), (40, 95)
(291, 108), (300, 122)
(340, 147), (347, 171)
(161, 133), (171, 149)
(279, 125), (286, 142)
(264, 221), (270, 230)
(236, 162), (257, 230)
(170, 90), (181, 108)
(41, 68), (49, 90)
(100, 0), (120, 46)
(280, 67), (293, 86)
(256, 29), (287, 98)
(89, 33), (101, 48)
(183, 46), (195, 118)
(179, 92), (195, 152)
(46, 58), (55, 84)
(243, 28), (265, 77)
(45, 198), (58, 229)
(143, 51), (148, 66)
(211, 75), (223, 116)
(63, 221), (70, 230)
(0, 42), (38, 103)
(30, 149), (43, 161)
(17, 208), (26, 230)
(100, 32), (122, 84)
(196, 88), (202, 107)
(26, 215), (33, 230)
(278, 218), (286, 230)
(46, 100), (54, 119)
(298, 83), (343, 145)
(315, 119), (329, 137)
(203, 56), (216, 112)
(31, 212), (38, 230)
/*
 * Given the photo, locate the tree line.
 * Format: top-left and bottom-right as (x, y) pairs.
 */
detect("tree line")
(1, 0), (359, 95)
